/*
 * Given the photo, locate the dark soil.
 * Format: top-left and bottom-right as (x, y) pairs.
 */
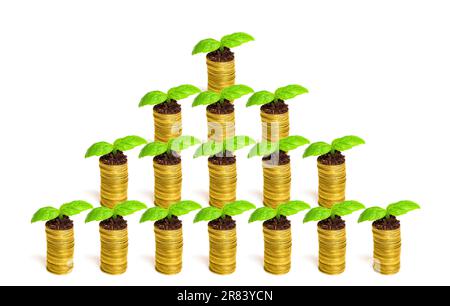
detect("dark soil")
(153, 152), (181, 165)
(318, 216), (346, 230)
(208, 215), (236, 230)
(208, 151), (236, 165)
(206, 47), (234, 62)
(100, 151), (127, 165)
(262, 150), (290, 166)
(100, 216), (127, 230)
(318, 151), (345, 166)
(153, 99), (181, 114)
(373, 216), (401, 230)
(260, 99), (288, 114)
(263, 215), (291, 230)
(206, 100), (234, 114)
(46, 216), (73, 230)
(154, 216), (182, 230)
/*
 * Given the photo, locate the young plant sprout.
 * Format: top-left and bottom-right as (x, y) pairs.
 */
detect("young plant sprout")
(85, 135), (147, 208)
(31, 200), (93, 275)
(358, 200), (420, 275)
(303, 200), (365, 275)
(246, 84), (308, 142)
(194, 135), (255, 208)
(139, 84), (201, 143)
(140, 200), (202, 275)
(303, 135), (365, 208)
(85, 200), (147, 275)
(194, 200), (256, 275)
(247, 135), (310, 208)
(139, 135), (200, 208)
(192, 84), (254, 142)
(249, 201), (311, 275)
(192, 32), (254, 92)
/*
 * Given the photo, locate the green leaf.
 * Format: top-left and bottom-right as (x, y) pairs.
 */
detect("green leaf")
(220, 84), (254, 101)
(248, 207), (277, 223)
(169, 200), (202, 217)
(247, 141), (279, 158)
(223, 135), (255, 152)
(303, 207), (331, 223)
(277, 201), (311, 217)
(274, 84), (308, 100)
(246, 91), (275, 107)
(31, 207), (60, 223)
(85, 207), (114, 223)
(331, 135), (365, 152)
(302, 142), (332, 158)
(169, 135), (201, 152)
(386, 200), (420, 217)
(139, 141), (168, 158)
(331, 200), (365, 217)
(114, 200), (147, 217)
(192, 38), (221, 55)
(59, 200), (94, 217)
(85, 141), (114, 158)
(167, 84), (201, 101)
(223, 200), (256, 216)
(279, 135), (310, 152)
(192, 91), (221, 106)
(358, 207), (387, 223)
(140, 207), (168, 223)
(113, 135), (147, 152)
(139, 91), (168, 107)
(194, 207), (222, 223)
(220, 32), (254, 49)
(193, 141), (223, 158)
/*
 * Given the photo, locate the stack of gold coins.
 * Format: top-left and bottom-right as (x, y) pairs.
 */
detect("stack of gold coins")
(153, 110), (182, 143)
(317, 226), (346, 275)
(372, 227), (401, 275)
(260, 111), (289, 142)
(206, 111), (235, 143)
(208, 161), (237, 208)
(99, 161), (128, 209)
(45, 227), (74, 275)
(317, 161), (346, 208)
(153, 161), (182, 208)
(263, 227), (292, 274)
(154, 227), (183, 274)
(99, 227), (128, 275)
(263, 162), (291, 208)
(208, 226), (237, 274)
(206, 59), (235, 93)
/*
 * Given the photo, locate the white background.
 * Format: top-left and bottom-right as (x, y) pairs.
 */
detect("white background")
(1, 0), (449, 286)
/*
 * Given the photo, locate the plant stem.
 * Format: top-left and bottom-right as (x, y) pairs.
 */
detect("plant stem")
(58, 214), (64, 220)
(219, 45), (224, 52)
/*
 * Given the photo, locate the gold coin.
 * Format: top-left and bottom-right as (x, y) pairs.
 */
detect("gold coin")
(153, 161), (182, 208)
(154, 227), (183, 275)
(263, 227), (292, 275)
(46, 227), (74, 275)
(99, 162), (128, 209)
(317, 162), (346, 208)
(206, 111), (235, 143)
(208, 226), (237, 275)
(99, 227), (128, 275)
(317, 226), (346, 275)
(372, 227), (401, 275)
(263, 162), (291, 208)
(153, 110), (182, 143)
(206, 59), (235, 93)
(260, 111), (289, 142)
(208, 161), (237, 208)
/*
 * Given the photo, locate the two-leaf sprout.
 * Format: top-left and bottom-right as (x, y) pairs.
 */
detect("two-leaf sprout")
(358, 200), (420, 223)
(303, 136), (365, 158)
(247, 135), (310, 158)
(246, 85), (308, 107)
(194, 135), (255, 158)
(249, 201), (311, 223)
(303, 201), (365, 223)
(192, 85), (254, 107)
(139, 85), (201, 107)
(85, 200), (147, 223)
(140, 201), (202, 223)
(192, 32), (254, 55)
(194, 201), (256, 223)
(139, 135), (200, 159)
(31, 200), (93, 223)
(85, 136), (147, 158)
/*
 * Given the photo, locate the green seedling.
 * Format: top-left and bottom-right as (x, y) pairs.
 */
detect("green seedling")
(85, 200), (147, 223)
(32, 200), (94, 223)
(140, 200), (202, 223)
(358, 201), (420, 223)
(246, 84), (308, 107)
(303, 201), (365, 223)
(139, 135), (200, 158)
(194, 201), (256, 223)
(303, 135), (365, 158)
(192, 32), (254, 55)
(247, 135), (310, 158)
(192, 84), (254, 107)
(139, 84), (201, 107)
(194, 135), (255, 158)
(249, 201), (311, 223)
(85, 135), (147, 158)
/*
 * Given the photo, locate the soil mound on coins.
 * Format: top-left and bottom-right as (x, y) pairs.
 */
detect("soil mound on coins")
(261, 99), (288, 114)
(263, 215), (291, 230)
(208, 151), (236, 165)
(373, 216), (400, 230)
(100, 151), (127, 165)
(262, 151), (290, 166)
(318, 151), (345, 165)
(154, 152), (181, 165)
(155, 216), (182, 230)
(208, 215), (236, 230)
(100, 216), (127, 230)
(206, 47), (234, 62)
(153, 99), (181, 114)
(318, 216), (346, 230)
(46, 215), (73, 230)
(206, 100), (234, 114)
